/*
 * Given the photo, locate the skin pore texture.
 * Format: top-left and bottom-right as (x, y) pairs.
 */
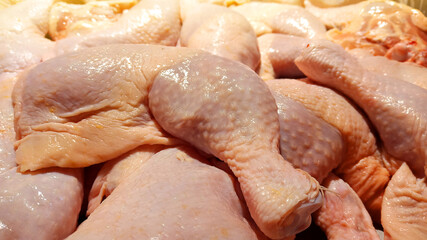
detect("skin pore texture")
(13, 44), (321, 239)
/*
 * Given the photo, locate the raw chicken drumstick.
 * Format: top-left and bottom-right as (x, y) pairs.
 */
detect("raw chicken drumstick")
(267, 79), (389, 221)
(269, 83), (380, 239)
(258, 32), (427, 87)
(268, 88), (344, 183)
(149, 52), (321, 239)
(296, 39), (427, 177)
(67, 147), (266, 240)
(180, 3), (260, 70)
(0, 1), (83, 239)
(13, 44), (321, 239)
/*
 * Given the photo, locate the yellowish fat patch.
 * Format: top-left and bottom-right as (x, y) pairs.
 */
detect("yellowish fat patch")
(176, 151), (193, 162)
(220, 228), (229, 237)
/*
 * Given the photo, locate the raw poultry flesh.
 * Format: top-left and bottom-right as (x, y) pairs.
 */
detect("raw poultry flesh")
(86, 144), (167, 215)
(1, 0), (427, 239)
(180, 3), (260, 69)
(354, 54), (427, 90)
(0, 1), (83, 239)
(54, 0), (182, 55)
(296, 39), (427, 177)
(13, 45), (195, 171)
(13, 43), (321, 239)
(67, 146), (266, 240)
(268, 81), (344, 183)
(148, 51), (321, 239)
(257, 33), (309, 80)
(269, 84), (380, 238)
(267, 78), (390, 221)
(48, 0), (137, 40)
(0, 167), (83, 240)
(315, 173), (380, 240)
(381, 163), (427, 240)
(232, 2), (326, 38)
(307, 0), (427, 66)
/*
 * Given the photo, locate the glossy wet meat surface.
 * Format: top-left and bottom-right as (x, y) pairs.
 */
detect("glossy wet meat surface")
(1, 0), (426, 239)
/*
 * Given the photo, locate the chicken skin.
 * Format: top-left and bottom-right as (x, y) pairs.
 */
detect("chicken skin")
(13, 44), (321, 239)
(68, 147), (263, 240)
(296, 39), (427, 177)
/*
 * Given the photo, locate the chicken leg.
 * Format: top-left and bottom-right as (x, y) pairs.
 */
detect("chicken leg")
(232, 2), (326, 38)
(13, 45), (199, 171)
(149, 53), (321, 239)
(296, 39), (427, 177)
(266, 78), (389, 221)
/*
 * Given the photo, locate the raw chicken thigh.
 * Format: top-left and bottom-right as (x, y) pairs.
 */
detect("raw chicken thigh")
(13, 45), (197, 171)
(68, 147), (264, 240)
(0, 0), (54, 75)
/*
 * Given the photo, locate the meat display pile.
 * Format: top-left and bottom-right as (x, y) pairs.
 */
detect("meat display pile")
(0, 0), (426, 239)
